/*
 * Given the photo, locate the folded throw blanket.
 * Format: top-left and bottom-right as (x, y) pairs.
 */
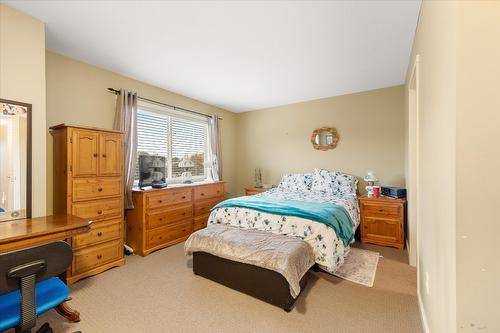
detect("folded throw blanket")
(212, 196), (354, 246)
(185, 224), (315, 298)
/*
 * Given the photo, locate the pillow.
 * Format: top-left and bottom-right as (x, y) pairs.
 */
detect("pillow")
(311, 169), (358, 197)
(277, 173), (313, 192)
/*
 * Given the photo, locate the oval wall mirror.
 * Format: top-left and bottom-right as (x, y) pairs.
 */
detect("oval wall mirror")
(311, 127), (339, 151)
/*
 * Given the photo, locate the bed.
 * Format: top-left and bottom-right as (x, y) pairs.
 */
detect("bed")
(208, 169), (360, 274)
(185, 169), (360, 310)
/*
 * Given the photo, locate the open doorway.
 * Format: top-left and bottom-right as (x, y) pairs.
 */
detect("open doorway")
(407, 55), (420, 268)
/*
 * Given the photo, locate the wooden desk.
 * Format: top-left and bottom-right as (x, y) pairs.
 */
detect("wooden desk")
(0, 215), (92, 253)
(0, 215), (92, 323)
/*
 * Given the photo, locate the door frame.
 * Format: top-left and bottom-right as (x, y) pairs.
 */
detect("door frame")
(407, 55), (420, 268)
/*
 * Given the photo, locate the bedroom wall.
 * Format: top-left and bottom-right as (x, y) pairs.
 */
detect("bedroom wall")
(0, 4), (47, 217)
(455, 2), (499, 331)
(405, 2), (458, 332)
(407, 2), (500, 332)
(45, 51), (237, 214)
(234, 85), (405, 196)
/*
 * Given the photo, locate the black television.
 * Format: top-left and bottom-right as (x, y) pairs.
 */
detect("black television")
(138, 155), (167, 189)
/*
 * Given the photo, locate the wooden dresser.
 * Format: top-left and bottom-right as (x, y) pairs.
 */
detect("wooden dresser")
(359, 195), (406, 249)
(51, 124), (125, 285)
(126, 182), (225, 256)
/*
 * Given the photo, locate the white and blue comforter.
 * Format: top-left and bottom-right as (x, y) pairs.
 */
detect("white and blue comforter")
(208, 188), (360, 274)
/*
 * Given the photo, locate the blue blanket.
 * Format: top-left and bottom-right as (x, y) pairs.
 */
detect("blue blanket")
(212, 196), (354, 246)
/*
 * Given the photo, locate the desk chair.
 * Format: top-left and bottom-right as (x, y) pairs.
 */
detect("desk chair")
(0, 241), (80, 333)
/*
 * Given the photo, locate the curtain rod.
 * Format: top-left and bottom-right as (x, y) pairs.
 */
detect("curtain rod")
(107, 88), (222, 120)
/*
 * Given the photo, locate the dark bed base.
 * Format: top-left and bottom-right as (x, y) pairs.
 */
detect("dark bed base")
(193, 251), (309, 312)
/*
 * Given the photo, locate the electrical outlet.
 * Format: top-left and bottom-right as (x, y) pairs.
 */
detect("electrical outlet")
(425, 271), (430, 295)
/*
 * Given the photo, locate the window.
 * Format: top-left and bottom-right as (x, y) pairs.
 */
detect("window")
(135, 102), (209, 184)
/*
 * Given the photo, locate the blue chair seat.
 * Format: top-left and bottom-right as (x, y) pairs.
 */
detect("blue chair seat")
(0, 277), (69, 332)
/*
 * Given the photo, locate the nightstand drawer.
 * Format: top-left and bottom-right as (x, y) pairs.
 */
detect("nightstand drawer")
(362, 217), (402, 244)
(361, 202), (401, 218)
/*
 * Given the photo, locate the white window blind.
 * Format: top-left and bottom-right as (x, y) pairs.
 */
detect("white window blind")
(171, 118), (207, 178)
(135, 103), (209, 183)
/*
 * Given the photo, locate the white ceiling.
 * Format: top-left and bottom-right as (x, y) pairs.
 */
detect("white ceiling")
(3, 0), (421, 112)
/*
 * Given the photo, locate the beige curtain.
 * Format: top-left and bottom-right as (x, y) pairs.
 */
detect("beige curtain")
(113, 89), (138, 209)
(208, 115), (222, 181)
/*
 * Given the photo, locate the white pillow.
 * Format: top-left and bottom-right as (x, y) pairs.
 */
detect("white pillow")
(277, 173), (313, 192)
(311, 169), (358, 197)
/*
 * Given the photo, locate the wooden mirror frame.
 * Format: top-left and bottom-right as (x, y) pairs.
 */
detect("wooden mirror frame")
(310, 127), (339, 151)
(0, 98), (32, 221)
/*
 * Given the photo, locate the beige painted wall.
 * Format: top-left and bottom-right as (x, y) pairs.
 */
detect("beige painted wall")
(406, 1), (500, 331)
(455, 2), (500, 331)
(0, 4), (46, 217)
(235, 86), (405, 196)
(45, 51), (237, 213)
(405, 2), (458, 332)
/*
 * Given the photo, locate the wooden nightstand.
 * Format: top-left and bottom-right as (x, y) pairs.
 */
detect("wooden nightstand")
(245, 187), (268, 195)
(359, 195), (406, 249)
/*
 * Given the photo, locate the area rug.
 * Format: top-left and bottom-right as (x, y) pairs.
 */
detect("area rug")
(333, 248), (380, 287)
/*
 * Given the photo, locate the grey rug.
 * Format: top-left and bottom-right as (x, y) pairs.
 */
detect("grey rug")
(333, 247), (380, 287)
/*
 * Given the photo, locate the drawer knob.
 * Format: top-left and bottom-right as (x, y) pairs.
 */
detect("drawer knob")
(182, 196), (186, 199)
(159, 200), (163, 203)
(159, 218), (163, 221)
(378, 209), (384, 212)
(98, 188), (103, 192)
(200, 193), (205, 196)
(93, 153), (98, 158)
(97, 232), (103, 237)
(102, 153), (107, 158)
(97, 210), (103, 214)
(97, 254), (102, 259)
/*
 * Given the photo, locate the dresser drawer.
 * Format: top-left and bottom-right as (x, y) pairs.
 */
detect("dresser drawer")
(73, 220), (122, 249)
(361, 202), (401, 218)
(73, 240), (122, 274)
(146, 204), (193, 229)
(72, 198), (122, 221)
(193, 184), (224, 201)
(72, 177), (122, 201)
(194, 196), (224, 216)
(146, 220), (192, 249)
(146, 189), (192, 210)
(193, 214), (209, 231)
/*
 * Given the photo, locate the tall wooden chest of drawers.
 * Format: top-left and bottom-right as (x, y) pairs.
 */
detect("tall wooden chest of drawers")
(50, 124), (125, 284)
(126, 182), (225, 256)
(359, 195), (406, 249)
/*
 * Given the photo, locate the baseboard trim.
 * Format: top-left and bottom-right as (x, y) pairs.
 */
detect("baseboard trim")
(418, 291), (430, 333)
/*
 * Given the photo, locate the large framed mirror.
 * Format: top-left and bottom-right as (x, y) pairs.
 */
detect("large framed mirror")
(311, 127), (339, 151)
(0, 99), (31, 222)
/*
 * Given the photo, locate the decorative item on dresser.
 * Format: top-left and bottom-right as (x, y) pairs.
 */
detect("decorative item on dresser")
(359, 195), (406, 249)
(126, 181), (225, 256)
(245, 187), (268, 196)
(50, 124), (125, 285)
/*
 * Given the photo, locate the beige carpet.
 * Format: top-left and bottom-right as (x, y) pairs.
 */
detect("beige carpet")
(30, 242), (422, 333)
